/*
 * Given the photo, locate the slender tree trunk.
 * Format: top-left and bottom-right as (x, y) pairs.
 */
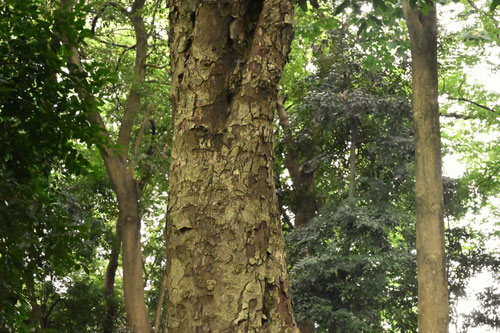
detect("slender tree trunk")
(166, 0), (298, 331)
(26, 277), (43, 329)
(348, 119), (358, 200)
(59, 1), (152, 331)
(403, 3), (449, 332)
(105, 160), (152, 333)
(153, 271), (168, 333)
(103, 223), (121, 333)
(340, 118), (358, 258)
(277, 97), (316, 333)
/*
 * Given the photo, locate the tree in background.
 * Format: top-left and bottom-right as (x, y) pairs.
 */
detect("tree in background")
(2, 0), (171, 331)
(278, 1), (499, 332)
(278, 19), (418, 331)
(59, 0), (171, 330)
(0, 0), (103, 330)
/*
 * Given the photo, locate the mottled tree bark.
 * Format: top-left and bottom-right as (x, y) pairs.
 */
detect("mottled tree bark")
(166, 0), (298, 331)
(403, 3), (450, 332)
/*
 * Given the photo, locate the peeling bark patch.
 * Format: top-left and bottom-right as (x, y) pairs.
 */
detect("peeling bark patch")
(248, 61), (263, 75)
(255, 220), (269, 255)
(176, 226), (192, 235)
(200, 94), (230, 131)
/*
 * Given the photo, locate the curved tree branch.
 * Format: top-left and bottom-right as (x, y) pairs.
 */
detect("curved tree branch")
(116, 2), (148, 163)
(447, 96), (497, 114)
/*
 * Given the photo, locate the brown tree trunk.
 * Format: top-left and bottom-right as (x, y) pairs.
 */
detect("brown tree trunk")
(59, 1), (152, 331)
(106, 160), (152, 333)
(348, 119), (358, 200)
(153, 271), (168, 333)
(166, 0), (298, 331)
(277, 96), (319, 230)
(26, 277), (43, 329)
(103, 223), (121, 333)
(277, 98), (316, 333)
(402, 3), (450, 332)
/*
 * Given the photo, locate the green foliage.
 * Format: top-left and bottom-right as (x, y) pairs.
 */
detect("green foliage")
(41, 277), (127, 332)
(0, 172), (105, 330)
(280, 4), (500, 330)
(491, 0), (500, 11)
(280, 23), (419, 328)
(0, 0), (117, 330)
(0, 0), (98, 180)
(287, 200), (418, 331)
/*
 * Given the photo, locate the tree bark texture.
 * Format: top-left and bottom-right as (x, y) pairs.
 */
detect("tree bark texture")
(167, 0), (298, 331)
(402, 3), (450, 332)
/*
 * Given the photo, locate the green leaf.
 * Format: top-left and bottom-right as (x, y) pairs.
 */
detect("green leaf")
(419, 1), (429, 15)
(334, 0), (351, 15)
(310, 0), (320, 8)
(298, 0), (308, 12)
(490, 0), (500, 11)
(372, 0), (388, 11)
(357, 21), (368, 36)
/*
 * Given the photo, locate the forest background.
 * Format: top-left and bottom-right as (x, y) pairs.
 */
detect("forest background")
(0, 0), (499, 332)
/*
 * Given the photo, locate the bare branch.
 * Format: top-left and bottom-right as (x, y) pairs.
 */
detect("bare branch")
(116, 0), (148, 162)
(146, 63), (168, 69)
(153, 270), (168, 333)
(107, 1), (129, 16)
(130, 0), (146, 15)
(440, 112), (473, 120)
(149, 0), (162, 37)
(115, 44), (137, 72)
(59, 1), (115, 158)
(277, 94), (290, 130)
(476, 165), (500, 187)
(145, 80), (168, 85)
(447, 96), (497, 113)
(466, 0), (478, 9)
(129, 105), (153, 173)
(94, 38), (134, 49)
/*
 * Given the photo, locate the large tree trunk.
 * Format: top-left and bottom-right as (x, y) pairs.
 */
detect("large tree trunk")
(402, 3), (450, 332)
(166, 0), (298, 331)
